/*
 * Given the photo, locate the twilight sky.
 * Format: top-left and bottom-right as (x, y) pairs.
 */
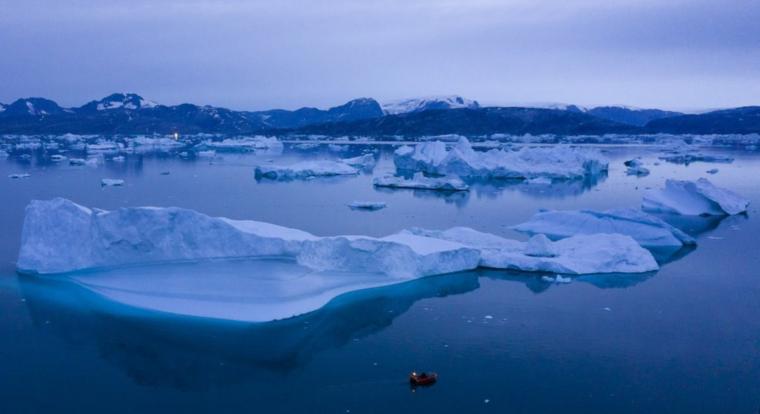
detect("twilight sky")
(1, 0), (759, 111)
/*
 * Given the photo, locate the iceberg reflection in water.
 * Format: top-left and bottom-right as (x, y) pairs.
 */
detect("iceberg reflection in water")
(18, 269), (481, 388)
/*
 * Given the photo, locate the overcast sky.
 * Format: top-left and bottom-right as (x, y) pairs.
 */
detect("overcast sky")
(1, 0), (758, 111)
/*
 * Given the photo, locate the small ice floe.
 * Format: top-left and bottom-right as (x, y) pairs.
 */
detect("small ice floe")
(348, 201), (387, 211)
(50, 154), (67, 162)
(524, 177), (552, 185)
(624, 159), (650, 176)
(293, 143), (320, 150)
(373, 173), (469, 191)
(659, 153), (734, 165)
(513, 208), (695, 249)
(200, 136), (283, 152)
(8, 173), (30, 179)
(394, 137), (608, 180)
(101, 178), (125, 187)
(706, 168), (719, 174)
(541, 274), (572, 284)
(196, 150), (216, 158)
(328, 144), (348, 152)
(111, 155), (126, 163)
(69, 157), (100, 167)
(255, 161), (359, 180)
(642, 178), (749, 215)
(340, 153), (376, 170)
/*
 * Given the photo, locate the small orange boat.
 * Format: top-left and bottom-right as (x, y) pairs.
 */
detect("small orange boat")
(409, 371), (438, 386)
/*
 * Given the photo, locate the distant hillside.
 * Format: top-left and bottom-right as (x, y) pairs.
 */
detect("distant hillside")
(645, 106), (760, 134)
(586, 106), (683, 127)
(295, 107), (639, 136)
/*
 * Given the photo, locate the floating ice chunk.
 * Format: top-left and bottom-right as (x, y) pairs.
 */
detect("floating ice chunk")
(659, 153), (734, 165)
(348, 201), (387, 211)
(111, 155), (126, 162)
(50, 154), (67, 162)
(624, 159), (650, 176)
(196, 150), (216, 158)
(408, 227), (658, 274)
(69, 157), (100, 167)
(340, 153), (376, 169)
(293, 142), (320, 150)
(87, 141), (121, 154)
(255, 160), (359, 180)
(328, 144), (348, 152)
(201, 136), (283, 152)
(9, 173), (30, 179)
(642, 178), (749, 216)
(373, 173), (469, 191)
(297, 233), (481, 278)
(394, 137), (608, 180)
(524, 234), (558, 257)
(513, 208), (696, 249)
(706, 168), (719, 175)
(525, 177), (552, 185)
(100, 178), (124, 187)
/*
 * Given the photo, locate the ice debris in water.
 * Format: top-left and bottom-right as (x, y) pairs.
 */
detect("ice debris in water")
(706, 168), (719, 174)
(512, 208), (696, 249)
(255, 160), (359, 180)
(8, 173), (31, 179)
(658, 153), (734, 165)
(642, 178), (749, 216)
(17, 198), (658, 276)
(393, 137), (608, 180)
(407, 227), (658, 274)
(199, 136), (283, 152)
(348, 201), (387, 211)
(373, 173), (469, 191)
(624, 159), (650, 176)
(100, 178), (124, 187)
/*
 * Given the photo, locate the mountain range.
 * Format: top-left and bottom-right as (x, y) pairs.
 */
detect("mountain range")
(0, 93), (758, 136)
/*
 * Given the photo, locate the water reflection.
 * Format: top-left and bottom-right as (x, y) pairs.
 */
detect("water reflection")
(18, 271), (480, 389)
(480, 268), (657, 292)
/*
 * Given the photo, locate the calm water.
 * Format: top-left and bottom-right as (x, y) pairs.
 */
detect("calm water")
(1, 143), (760, 413)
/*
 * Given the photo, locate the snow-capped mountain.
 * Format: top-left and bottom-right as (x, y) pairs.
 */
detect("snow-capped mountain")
(2, 98), (66, 116)
(79, 93), (158, 112)
(382, 95), (480, 115)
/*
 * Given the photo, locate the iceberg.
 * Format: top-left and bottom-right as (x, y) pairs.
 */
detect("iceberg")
(16, 199), (478, 279)
(373, 173), (469, 191)
(642, 178), (749, 216)
(394, 137), (608, 180)
(348, 201), (387, 211)
(512, 208), (696, 249)
(659, 153), (734, 165)
(407, 227), (658, 274)
(624, 159), (650, 176)
(200, 136), (283, 152)
(101, 178), (125, 187)
(254, 160), (359, 180)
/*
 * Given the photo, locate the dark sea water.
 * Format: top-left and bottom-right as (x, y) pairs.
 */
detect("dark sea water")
(1, 143), (760, 413)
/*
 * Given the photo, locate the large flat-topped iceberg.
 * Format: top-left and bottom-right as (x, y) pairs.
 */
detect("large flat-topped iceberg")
(255, 160), (359, 180)
(200, 136), (283, 152)
(394, 137), (608, 180)
(642, 178), (749, 216)
(512, 208), (696, 249)
(408, 227), (658, 274)
(19, 199), (659, 278)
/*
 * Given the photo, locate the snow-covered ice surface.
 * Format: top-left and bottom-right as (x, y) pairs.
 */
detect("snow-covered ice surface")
(255, 160), (359, 180)
(373, 173), (469, 191)
(642, 178), (750, 216)
(512, 208), (696, 249)
(408, 227), (658, 274)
